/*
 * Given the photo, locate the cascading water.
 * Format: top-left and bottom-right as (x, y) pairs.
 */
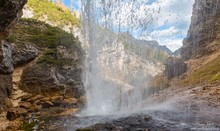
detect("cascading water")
(81, 0), (157, 115)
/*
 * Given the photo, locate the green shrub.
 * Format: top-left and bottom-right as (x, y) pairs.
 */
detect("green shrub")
(27, 0), (81, 27)
(7, 34), (17, 43)
(37, 55), (70, 65)
(11, 18), (82, 66)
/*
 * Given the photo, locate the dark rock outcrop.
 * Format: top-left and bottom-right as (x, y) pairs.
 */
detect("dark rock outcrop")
(0, 0), (27, 36)
(0, 0), (27, 113)
(12, 43), (38, 66)
(0, 41), (13, 112)
(164, 57), (187, 79)
(0, 41), (14, 74)
(0, 75), (12, 112)
(181, 0), (220, 60)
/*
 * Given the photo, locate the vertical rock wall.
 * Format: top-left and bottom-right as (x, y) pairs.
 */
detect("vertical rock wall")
(0, 0), (27, 111)
(181, 0), (220, 60)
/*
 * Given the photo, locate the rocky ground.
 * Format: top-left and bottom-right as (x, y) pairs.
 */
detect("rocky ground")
(4, 63), (85, 130)
(35, 82), (219, 131)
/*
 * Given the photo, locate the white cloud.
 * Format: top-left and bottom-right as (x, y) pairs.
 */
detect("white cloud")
(150, 26), (182, 38)
(140, 0), (194, 51)
(158, 39), (183, 52)
(89, 0), (194, 51)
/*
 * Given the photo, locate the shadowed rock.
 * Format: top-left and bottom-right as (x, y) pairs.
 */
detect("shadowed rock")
(164, 57), (187, 79)
(0, 0), (27, 35)
(0, 0), (27, 113)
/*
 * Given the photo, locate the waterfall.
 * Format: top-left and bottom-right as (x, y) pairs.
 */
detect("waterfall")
(81, 0), (158, 116)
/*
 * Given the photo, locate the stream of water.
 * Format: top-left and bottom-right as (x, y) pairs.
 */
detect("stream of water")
(81, 0), (153, 116)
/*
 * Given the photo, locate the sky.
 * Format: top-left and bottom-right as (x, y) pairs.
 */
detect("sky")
(62, 0), (194, 52)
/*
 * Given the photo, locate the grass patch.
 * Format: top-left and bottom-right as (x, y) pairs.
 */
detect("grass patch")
(179, 55), (220, 86)
(19, 121), (38, 131)
(27, 0), (81, 27)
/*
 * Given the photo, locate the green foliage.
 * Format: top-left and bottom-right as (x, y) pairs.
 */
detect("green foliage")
(19, 121), (38, 131)
(180, 55), (220, 86)
(37, 54), (70, 65)
(11, 18), (81, 66)
(7, 34), (17, 43)
(22, 18), (79, 48)
(27, 0), (81, 27)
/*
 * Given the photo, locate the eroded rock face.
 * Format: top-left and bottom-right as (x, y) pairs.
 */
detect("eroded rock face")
(20, 46), (84, 98)
(12, 43), (38, 66)
(0, 41), (14, 74)
(0, 0), (27, 35)
(0, 0), (27, 113)
(164, 57), (187, 79)
(0, 75), (12, 112)
(181, 0), (220, 60)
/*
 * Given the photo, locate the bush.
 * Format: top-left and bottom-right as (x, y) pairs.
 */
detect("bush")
(37, 55), (67, 65)
(7, 34), (17, 43)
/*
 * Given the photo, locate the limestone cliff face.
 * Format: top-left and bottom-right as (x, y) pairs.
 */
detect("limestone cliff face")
(181, 0), (220, 60)
(0, 0), (27, 111)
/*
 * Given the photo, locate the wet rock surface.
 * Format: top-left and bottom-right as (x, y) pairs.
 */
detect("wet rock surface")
(42, 83), (220, 131)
